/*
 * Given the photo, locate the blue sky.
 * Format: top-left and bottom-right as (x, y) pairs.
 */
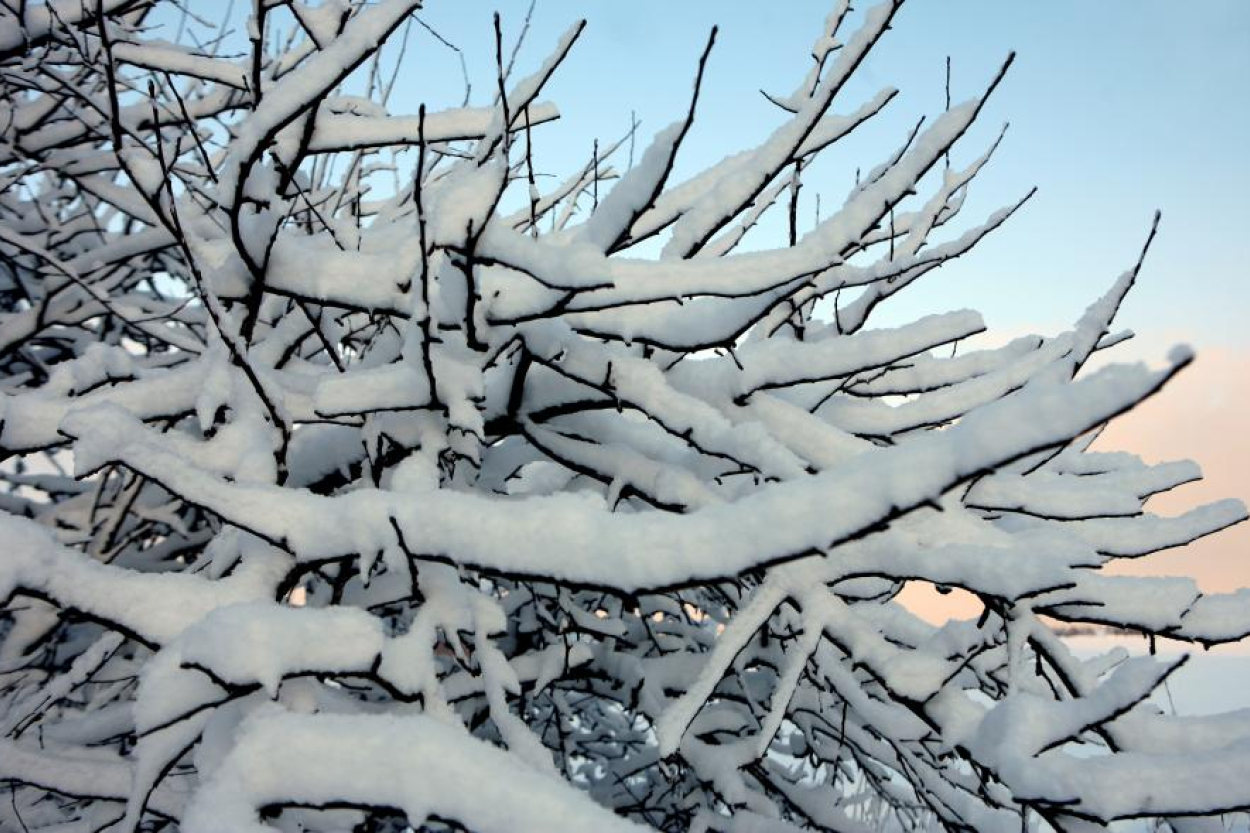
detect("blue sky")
(404, 0), (1250, 353)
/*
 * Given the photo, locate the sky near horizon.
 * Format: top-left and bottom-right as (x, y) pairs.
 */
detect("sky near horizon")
(400, 0), (1250, 604)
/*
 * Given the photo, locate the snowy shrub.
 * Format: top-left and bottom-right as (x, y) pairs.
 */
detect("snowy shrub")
(1, 1), (1248, 831)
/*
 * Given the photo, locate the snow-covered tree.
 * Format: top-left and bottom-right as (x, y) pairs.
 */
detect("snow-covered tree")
(1, 2), (1248, 831)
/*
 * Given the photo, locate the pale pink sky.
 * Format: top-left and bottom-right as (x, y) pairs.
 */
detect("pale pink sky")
(1098, 347), (1249, 593)
(900, 345), (1249, 624)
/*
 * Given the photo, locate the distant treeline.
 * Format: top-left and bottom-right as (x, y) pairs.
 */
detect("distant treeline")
(1051, 624), (1149, 638)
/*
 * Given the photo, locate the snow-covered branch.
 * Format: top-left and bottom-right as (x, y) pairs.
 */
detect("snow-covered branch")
(1, 2), (1246, 831)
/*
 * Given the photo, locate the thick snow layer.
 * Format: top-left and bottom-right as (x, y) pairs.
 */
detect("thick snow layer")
(182, 709), (646, 833)
(0, 514), (289, 645)
(52, 357), (1211, 592)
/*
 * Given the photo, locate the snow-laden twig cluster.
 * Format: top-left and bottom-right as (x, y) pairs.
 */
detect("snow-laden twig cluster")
(1, 1), (1248, 831)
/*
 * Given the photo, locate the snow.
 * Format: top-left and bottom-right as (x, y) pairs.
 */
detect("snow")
(48, 354), (1215, 594)
(310, 101), (560, 152)
(182, 709), (646, 833)
(1, 0), (1247, 829)
(0, 513), (290, 646)
(675, 309), (986, 397)
(218, 0), (426, 205)
(179, 604), (384, 697)
(578, 122), (686, 252)
(663, 1), (902, 258)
